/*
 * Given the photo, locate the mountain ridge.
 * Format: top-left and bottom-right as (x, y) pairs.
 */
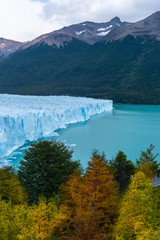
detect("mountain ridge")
(103, 11), (160, 42)
(20, 16), (125, 50)
(1, 12), (160, 57)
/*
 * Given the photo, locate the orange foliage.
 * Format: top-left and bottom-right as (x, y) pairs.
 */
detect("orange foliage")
(61, 154), (119, 240)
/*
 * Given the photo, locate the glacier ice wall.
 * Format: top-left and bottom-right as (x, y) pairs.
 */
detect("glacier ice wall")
(0, 94), (112, 159)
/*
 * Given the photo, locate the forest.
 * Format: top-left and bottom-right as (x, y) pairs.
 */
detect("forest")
(0, 36), (160, 104)
(0, 140), (160, 240)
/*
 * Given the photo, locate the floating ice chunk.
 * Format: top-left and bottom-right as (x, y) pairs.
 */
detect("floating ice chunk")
(66, 143), (76, 147)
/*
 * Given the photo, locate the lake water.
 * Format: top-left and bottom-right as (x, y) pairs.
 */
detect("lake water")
(6, 104), (160, 168)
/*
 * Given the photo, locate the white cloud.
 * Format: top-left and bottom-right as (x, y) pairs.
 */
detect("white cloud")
(41, 0), (160, 27)
(0, 0), (159, 42)
(0, 0), (50, 41)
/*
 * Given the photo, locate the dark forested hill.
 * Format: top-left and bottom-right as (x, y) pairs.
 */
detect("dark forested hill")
(0, 12), (160, 104)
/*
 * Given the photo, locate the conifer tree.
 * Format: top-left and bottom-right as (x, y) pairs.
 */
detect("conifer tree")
(136, 144), (159, 174)
(18, 140), (80, 203)
(109, 151), (135, 193)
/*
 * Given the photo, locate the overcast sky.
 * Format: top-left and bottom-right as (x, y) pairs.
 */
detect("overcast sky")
(0, 0), (159, 42)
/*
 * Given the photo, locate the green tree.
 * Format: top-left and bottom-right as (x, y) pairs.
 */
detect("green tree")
(0, 166), (27, 204)
(136, 144), (159, 174)
(18, 140), (81, 203)
(109, 151), (135, 193)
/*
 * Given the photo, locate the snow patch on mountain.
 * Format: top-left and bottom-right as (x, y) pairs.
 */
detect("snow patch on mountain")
(0, 43), (6, 48)
(97, 25), (113, 31)
(97, 30), (110, 36)
(75, 30), (87, 35)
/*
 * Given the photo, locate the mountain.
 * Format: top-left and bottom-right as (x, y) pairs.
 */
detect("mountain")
(0, 38), (23, 58)
(61, 16), (124, 44)
(0, 12), (160, 104)
(20, 16), (124, 50)
(103, 11), (160, 42)
(0, 17), (124, 57)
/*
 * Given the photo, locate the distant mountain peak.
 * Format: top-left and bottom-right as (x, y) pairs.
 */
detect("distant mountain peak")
(110, 16), (121, 22)
(150, 11), (160, 16)
(103, 11), (160, 42)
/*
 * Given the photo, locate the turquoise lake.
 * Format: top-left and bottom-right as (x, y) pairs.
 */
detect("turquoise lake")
(7, 104), (160, 168)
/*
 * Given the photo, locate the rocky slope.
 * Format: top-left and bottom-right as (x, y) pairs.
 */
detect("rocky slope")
(0, 38), (23, 58)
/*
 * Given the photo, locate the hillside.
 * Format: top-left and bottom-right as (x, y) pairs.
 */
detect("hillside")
(0, 12), (160, 104)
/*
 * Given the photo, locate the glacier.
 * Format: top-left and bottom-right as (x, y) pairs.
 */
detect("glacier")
(0, 94), (112, 163)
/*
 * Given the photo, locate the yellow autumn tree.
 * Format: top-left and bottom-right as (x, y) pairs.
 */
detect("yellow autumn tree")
(13, 199), (68, 240)
(0, 198), (69, 240)
(115, 165), (160, 240)
(0, 198), (17, 240)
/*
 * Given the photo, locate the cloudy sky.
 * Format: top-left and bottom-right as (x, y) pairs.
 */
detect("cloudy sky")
(0, 0), (159, 42)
